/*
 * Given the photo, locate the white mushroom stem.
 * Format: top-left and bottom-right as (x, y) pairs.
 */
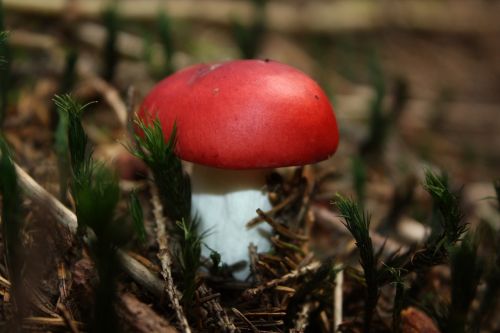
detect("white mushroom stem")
(190, 164), (272, 280)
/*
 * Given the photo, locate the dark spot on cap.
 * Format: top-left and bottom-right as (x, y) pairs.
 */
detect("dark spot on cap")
(264, 58), (270, 63)
(314, 95), (319, 100)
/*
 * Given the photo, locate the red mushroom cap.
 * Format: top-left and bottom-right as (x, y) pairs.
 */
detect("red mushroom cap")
(139, 59), (339, 169)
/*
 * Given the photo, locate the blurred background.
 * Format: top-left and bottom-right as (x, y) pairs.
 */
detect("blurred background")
(2, 0), (499, 230)
(2, 0), (499, 236)
(2, 0), (499, 181)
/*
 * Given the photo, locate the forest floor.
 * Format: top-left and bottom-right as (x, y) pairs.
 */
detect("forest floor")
(0, 1), (499, 332)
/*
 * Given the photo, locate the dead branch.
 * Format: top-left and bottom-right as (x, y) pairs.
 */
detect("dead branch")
(149, 184), (192, 333)
(4, 0), (500, 34)
(117, 251), (164, 296)
(119, 292), (178, 333)
(14, 164), (78, 233)
(23, 316), (83, 330)
(11, 161), (165, 298)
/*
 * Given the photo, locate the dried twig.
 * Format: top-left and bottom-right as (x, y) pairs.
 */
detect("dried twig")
(150, 183), (192, 333)
(125, 86), (137, 142)
(257, 259), (280, 278)
(0, 266), (79, 333)
(29, 283), (59, 317)
(270, 237), (305, 256)
(243, 261), (321, 299)
(248, 243), (262, 285)
(56, 303), (80, 333)
(285, 166), (315, 230)
(243, 311), (286, 317)
(255, 209), (308, 241)
(247, 191), (300, 227)
(56, 262), (69, 302)
(293, 302), (315, 333)
(232, 308), (259, 333)
(0, 275), (11, 289)
(198, 283), (238, 333)
(333, 268), (344, 332)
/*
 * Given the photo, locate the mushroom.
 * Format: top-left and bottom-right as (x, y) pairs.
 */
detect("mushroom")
(139, 59), (338, 279)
